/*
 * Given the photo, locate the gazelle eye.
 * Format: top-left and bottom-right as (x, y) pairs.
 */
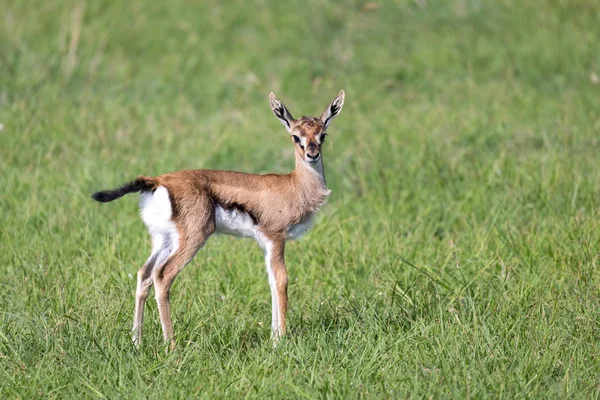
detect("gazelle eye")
(320, 133), (327, 143)
(292, 135), (305, 150)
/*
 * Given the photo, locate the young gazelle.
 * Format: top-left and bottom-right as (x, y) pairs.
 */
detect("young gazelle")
(91, 91), (345, 348)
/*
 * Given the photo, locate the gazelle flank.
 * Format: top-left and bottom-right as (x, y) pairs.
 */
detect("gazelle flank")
(91, 90), (345, 349)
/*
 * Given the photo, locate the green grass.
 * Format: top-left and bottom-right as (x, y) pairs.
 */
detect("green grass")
(2, 0), (600, 397)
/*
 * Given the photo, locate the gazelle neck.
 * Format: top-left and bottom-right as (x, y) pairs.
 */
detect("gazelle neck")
(294, 152), (326, 187)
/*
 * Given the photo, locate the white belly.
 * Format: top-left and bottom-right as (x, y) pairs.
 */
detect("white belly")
(214, 205), (276, 251)
(215, 205), (315, 244)
(215, 206), (258, 238)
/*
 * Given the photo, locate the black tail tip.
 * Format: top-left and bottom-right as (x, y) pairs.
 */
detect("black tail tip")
(91, 178), (154, 203)
(91, 191), (112, 203)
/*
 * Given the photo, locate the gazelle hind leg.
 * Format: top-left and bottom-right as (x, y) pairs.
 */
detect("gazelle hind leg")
(132, 237), (173, 347)
(153, 235), (213, 349)
(132, 254), (155, 347)
(135, 186), (178, 347)
(152, 194), (216, 350)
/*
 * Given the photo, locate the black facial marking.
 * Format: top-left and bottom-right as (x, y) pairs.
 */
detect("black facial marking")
(292, 135), (304, 150)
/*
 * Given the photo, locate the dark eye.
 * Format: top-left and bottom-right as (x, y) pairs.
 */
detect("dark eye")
(292, 135), (304, 150)
(320, 133), (327, 143)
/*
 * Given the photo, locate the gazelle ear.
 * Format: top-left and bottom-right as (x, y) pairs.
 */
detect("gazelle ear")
(320, 90), (345, 127)
(269, 92), (295, 132)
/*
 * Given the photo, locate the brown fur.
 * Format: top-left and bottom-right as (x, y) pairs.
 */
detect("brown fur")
(148, 165), (329, 234)
(96, 91), (345, 349)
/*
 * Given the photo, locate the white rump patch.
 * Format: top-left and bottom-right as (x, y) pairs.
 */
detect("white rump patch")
(140, 186), (179, 257)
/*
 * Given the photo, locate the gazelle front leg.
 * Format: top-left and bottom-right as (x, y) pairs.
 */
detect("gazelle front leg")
(264, 237), (288, 342)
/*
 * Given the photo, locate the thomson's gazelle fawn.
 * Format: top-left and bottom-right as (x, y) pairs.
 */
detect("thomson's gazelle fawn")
(92, 91), (345, 349)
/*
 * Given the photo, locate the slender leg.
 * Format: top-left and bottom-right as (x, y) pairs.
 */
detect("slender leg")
(266, 248), (279, 333)
(132, 254), (156, 347)
(274, 259), (288, 337)
(265, 238), (288, 342)
(153, 241), (205, 350)
(152, 192), (215, 349)
(132, 232), (175, 347)
(152, 204), (215, 350)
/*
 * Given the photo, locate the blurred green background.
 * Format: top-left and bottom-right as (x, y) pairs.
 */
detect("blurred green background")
(1, 0), (600, 397)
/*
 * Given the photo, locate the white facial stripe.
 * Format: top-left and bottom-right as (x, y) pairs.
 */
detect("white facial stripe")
(300, 136), (308, 148)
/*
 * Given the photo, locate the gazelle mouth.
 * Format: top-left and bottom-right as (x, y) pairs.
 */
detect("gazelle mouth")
(306, 156), (320, 163)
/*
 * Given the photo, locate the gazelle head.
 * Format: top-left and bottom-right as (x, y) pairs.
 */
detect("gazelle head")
(269, 90), (345, 165)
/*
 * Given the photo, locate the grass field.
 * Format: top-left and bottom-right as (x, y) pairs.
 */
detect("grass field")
(2, 0), (600, 397)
